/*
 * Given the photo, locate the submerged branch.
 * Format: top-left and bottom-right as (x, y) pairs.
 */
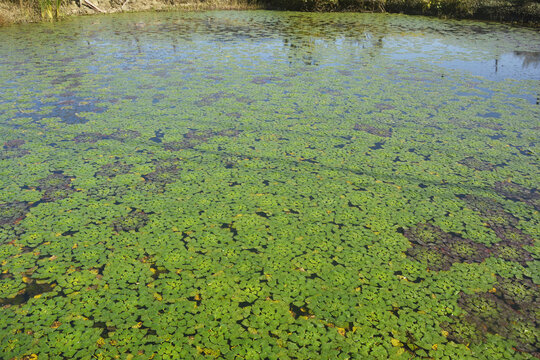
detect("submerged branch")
(83, 0), (106, 13)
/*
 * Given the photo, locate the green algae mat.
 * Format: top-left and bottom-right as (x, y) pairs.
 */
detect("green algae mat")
(0, 10), (539, 359)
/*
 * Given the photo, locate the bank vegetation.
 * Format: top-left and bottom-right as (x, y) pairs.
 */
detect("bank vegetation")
(0, 0), (538, 27)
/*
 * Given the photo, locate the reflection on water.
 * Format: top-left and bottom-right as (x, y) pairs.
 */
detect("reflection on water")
(439, 51), (540, 81)
(514, 51), (540, 68)
(1, 12), (539, 81)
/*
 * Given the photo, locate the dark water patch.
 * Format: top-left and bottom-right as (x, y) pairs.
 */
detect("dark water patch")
(369, 142), (385, 150)
(460, 194), (534, 248)
(110, 129), (140, 142)
(252, 76), (282, 84)
(444, 275), (539, 357)
(95, 162), (133, 178)
(112, 210), (149, 232)
(0, 201), (31, 226)
(374, 103), (395, 111)
(3, 139), (25, 149)
(354, 123), (392, 138)
(235, 95), (255, 105)
(494, 181), (539, 211)
(477, 111), (501, 119)
(458, 156), (495, 171)
(289, 303), (313, 319)
(225, 112), (242, 119)
(152, 94), (166, 104)
(509, 145), (535, 157)
(403, 223), (490, 271)
(149, 129), (165, 143)
(73, 132), (110, 144)
(0, 140), (29, 160)
(51, 73), (84, 86)
(0, 280), (56, 306)
(37, 173), (76, 202)
(487, 133), (505, 140)
(461, 194), (518, 226)
(195, 91), (232, 106)
(255, 211), (270, 218)
(164, 128), (241, 151)
(51, 98), (106, 125)
(142, 158), (181, 189)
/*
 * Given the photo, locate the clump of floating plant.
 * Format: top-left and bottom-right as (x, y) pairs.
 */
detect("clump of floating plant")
(494, 181), (539, 211)
(0, 224), (24, 244)
(73, 129), (140, 144)
(95, 161), (133, 178)
(112, 210), (149, 232)
(353, 123), (392, 137)
(458, 156), (496, 171)
(443, 275), (539, 357)
(0, 139), (29, 160)
(402, 223), (489, 271)
(164, 128), (242, 151)
(37, 173), (75, 202)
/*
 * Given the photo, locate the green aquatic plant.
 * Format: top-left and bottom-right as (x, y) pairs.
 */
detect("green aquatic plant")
(0, 11), (539, 360)
(37, 0), (62, 20)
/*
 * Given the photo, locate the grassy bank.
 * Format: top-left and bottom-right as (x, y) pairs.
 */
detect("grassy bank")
(0, 0), (38, 25)
(266, 0), (540, 25)
(0, 0), (260, 25)
(0, 0), (539, 27)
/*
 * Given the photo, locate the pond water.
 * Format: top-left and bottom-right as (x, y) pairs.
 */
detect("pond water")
(0, 10), (539, 359)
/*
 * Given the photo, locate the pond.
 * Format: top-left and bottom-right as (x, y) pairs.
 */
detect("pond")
(0, 10), (539, 359)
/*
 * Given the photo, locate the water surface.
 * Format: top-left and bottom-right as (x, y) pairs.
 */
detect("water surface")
(0, 11), (539, 359)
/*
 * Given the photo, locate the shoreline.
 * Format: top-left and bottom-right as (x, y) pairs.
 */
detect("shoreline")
(0, 0), (539, 27)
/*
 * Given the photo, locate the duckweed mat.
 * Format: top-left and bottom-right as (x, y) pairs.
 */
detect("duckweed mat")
(0, 10), (539, 360)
